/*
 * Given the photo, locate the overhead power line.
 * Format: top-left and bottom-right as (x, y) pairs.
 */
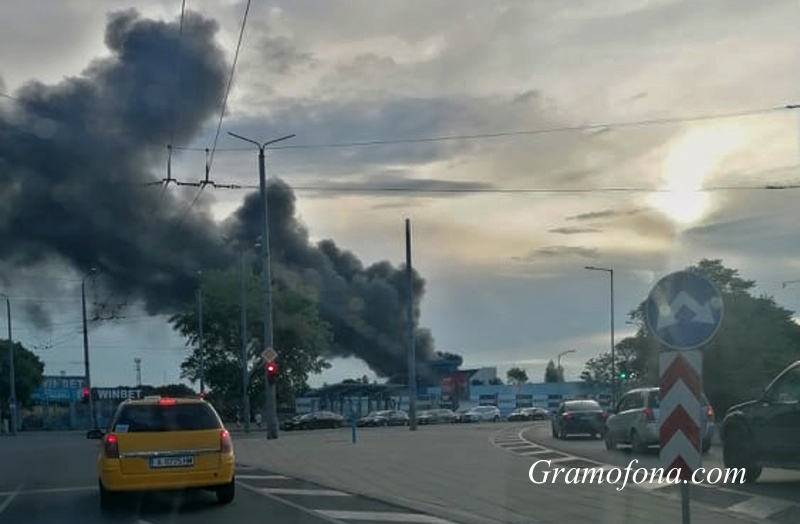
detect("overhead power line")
(168, 105), (797, 152)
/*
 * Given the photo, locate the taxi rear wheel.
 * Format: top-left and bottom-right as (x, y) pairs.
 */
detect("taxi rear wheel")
(216, 479), (235, 504)
(98, 480), (119, 512)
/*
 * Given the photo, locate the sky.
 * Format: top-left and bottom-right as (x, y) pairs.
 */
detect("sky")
(2, 0), (800, 389)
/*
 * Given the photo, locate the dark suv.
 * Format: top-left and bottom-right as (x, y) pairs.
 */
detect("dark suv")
(721, 360), (800, 483)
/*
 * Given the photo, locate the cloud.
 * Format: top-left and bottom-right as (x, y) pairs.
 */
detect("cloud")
(549, 226), (602, 235)
(566, 208), (643, 222)
(514, 246), (599, 261)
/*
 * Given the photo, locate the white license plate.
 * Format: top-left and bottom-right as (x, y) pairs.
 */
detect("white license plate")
(149, 456), (194, 469)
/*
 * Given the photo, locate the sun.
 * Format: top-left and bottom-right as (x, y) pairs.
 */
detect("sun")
(649, 125), (746, 224)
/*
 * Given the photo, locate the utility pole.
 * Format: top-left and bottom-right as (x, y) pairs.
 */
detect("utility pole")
(240, 247), (251, 433)
(228, 131), (296, 440)
(585, 266), (616, 401)
(1, 294), (16, 435)
(406, 219), (418, 431)
(197, 273), (205, 396)
(134, 358), (142, 387)
(82, 268), (97, 429)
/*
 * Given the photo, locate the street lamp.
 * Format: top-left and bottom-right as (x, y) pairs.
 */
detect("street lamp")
(557, 350), (576, 377)
(196, 270), (204, 396)
(0, 293), (16, 435)
(81, 267), (97, 429)
(585, 266), (615, 399)
(227, 131), (296, 440)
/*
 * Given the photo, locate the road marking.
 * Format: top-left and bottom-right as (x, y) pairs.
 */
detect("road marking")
(316, 510), (456, 523)
(0, 488), (20, 517)
(260, 488), (351, 496)
(0, 486), (94, 497)
(237, 474), (290, 480)
(137, 520), (155, 524)
(727, 495), (795, 520)
(237, 481), (348, 524)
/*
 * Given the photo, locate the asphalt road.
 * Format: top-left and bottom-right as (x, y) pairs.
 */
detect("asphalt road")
(0, 431), (453, 524)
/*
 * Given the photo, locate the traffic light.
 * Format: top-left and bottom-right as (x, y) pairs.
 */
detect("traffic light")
(266, 362), (278, 385)
(618, 362), (629, 380)
(81, 388), (91, 403)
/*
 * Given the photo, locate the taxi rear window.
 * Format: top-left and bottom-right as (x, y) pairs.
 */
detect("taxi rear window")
(113, 403), (221, 432)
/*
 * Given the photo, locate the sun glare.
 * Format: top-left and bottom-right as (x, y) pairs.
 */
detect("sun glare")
(649, 125), (746, 224)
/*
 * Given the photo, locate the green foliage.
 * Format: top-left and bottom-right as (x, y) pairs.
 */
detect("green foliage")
(169, 268), (332, 415)
(544, 360), (560, 383)
(0, 340), (45, 418)
(506, 367), (529, 385)
(582, 259), (800, 415)
(140, 384), (197, 397)
(488, 377), (503, 385)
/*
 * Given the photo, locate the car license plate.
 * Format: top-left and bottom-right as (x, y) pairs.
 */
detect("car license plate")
(149, 456), (194, 469)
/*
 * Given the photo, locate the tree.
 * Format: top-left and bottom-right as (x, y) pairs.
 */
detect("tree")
(544, 360), (560, 382)
(506, 367), (529, 385)
(169, 268), (332, 416)
(0, 340), (45, 420)
(592, 259), (800, 415)
(488, 377), (503, 385)
(141, 384), (197, 398)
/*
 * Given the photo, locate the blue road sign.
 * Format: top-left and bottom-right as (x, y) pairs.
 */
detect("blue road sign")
(645, 271), (724, 350)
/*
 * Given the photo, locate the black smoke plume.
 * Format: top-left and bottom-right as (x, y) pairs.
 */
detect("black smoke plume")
(0, 9), (450, 379)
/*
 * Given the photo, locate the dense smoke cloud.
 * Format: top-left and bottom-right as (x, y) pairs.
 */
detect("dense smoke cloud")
(225, 184), (437, 377)
(0, 9), (447, 378)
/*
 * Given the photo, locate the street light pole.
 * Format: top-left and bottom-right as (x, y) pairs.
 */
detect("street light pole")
(557, 349), (576, 380)
(197, 274), (205, 396)
(585, 266), (615, 400)
(82, 268), (97, 429)
(1, 294), (16, 435)
(228, 131), (296, 440)
(240, 247), (251, 433)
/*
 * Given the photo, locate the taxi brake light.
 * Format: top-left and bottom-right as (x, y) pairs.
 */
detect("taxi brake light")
(220, 429), (233, 453)
(158, 398), (177, 405)
(104, 434), (119, 459)
(706, 405), (715, 420)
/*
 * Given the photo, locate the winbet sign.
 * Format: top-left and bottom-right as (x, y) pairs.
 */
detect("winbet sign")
(93, 388), (144, 402)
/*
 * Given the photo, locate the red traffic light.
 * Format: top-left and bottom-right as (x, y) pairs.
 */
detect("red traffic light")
(81, 388), (91, 403)
(266, 362), (277, 374)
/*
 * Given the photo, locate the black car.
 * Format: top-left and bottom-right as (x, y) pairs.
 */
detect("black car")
(551, 400), (607, 439)
(281, 414), (307, 431)
(721, 360), (800, 483)
(298, 411), (345, 430)
(507, 407), (549, 421)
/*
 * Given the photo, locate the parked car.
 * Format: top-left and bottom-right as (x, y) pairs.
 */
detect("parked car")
(358, 410), (409, 427)
(507, 407), (549, 421)
(281, 414), (308, 431)
(604, 387), (716, 453)
(417, 409), (457, 424)
(552, 400), (607, 439)
(453, 407), (471, 423)
(721, 360), (800, 483)
(298, 411), (345, 430)
(462, 405), (502, 422)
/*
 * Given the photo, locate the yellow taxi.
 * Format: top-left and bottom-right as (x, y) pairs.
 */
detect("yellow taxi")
(87, 395), (235, 510)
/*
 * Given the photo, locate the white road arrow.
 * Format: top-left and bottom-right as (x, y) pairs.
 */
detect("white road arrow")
(655, 290), (716, 330)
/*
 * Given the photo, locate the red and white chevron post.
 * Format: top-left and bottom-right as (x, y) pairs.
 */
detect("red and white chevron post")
(659, 349), (702, 480)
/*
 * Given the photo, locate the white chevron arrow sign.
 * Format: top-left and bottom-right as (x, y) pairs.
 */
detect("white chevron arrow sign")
(659, 350), (702, 480)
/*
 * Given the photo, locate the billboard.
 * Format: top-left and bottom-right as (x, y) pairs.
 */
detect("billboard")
(31, 375), (86, 404)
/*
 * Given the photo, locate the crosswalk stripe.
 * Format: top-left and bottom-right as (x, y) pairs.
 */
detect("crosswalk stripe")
(260, 488), (351, 496)
(316, 510), (456, 523)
